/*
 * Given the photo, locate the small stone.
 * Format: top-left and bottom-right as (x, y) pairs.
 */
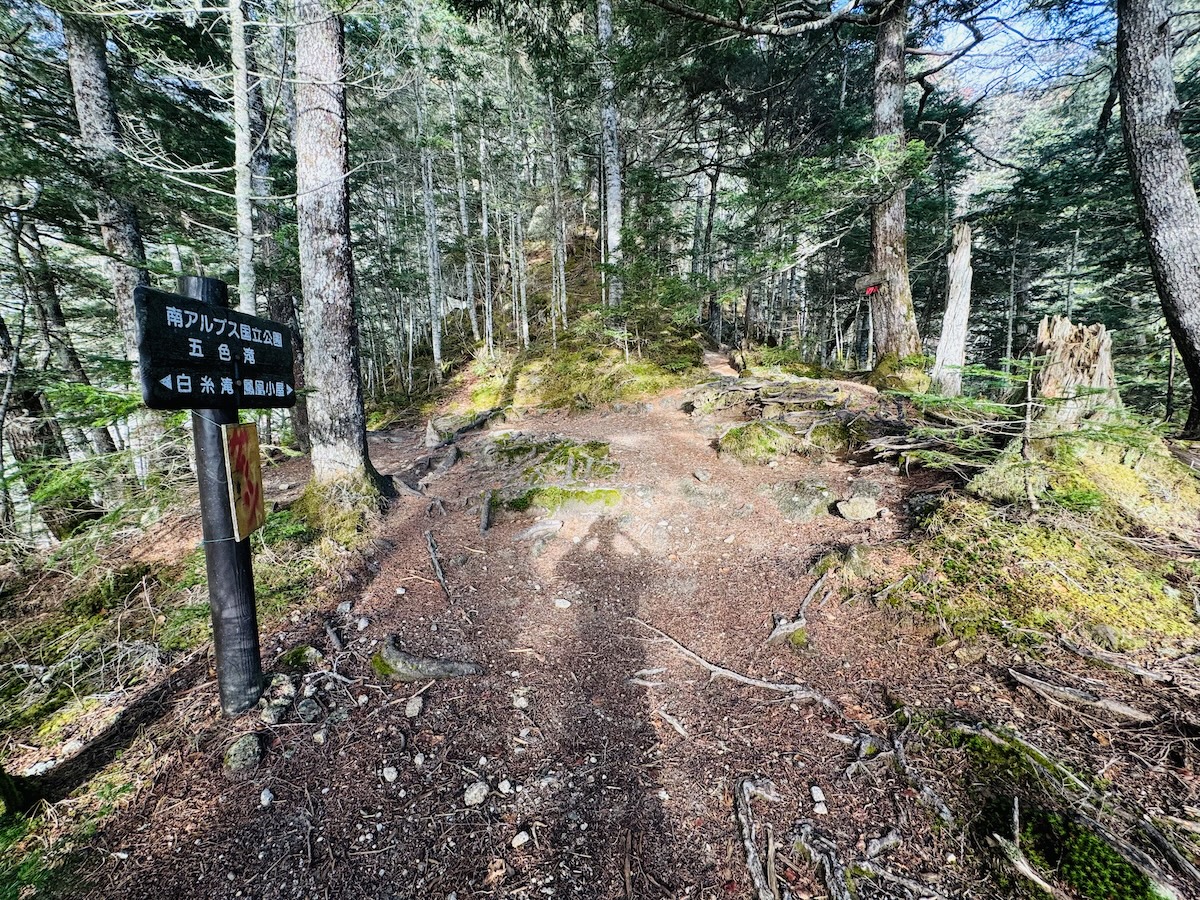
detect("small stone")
(382, 766), (399, 783)
(313, 728), (328, 746)
(511, 831), (531, 849)
(513, 695), (529, 710)
(260, 700), (290, 725)
(224, 733), (262, 772)
(405, 695), (424, 719)
(414, 752), (425, 768)
(723, 535), (735, 544)
(836, 496), (878, 521)
(810, 785), (826, 804)
(553, 598), (571, 610)
(498, 779), (513, 795)
(395, 586), (406, 596)
(814, 802), (829, 815)
(357, 617), (370, 632)
(878, 507), (892, 518)
(464, 781), (489, 806)
(296, 698), (322, 723)
(693, 470), (711, 483)
(337, 600), (353, 616)
(260, 788), (274, 808)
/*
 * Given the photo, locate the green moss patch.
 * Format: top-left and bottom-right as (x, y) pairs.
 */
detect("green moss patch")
(293, 472), (385, 548)
(718, 422), (799, 464)
(900, 496), (1198, 643)
(505, 487), (622, 514)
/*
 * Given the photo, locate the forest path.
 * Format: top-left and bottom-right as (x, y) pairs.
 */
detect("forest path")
(95, 382), (960, 900)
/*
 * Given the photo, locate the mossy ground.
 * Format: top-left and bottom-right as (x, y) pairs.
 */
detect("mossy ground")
(504, 486), (622, 514)
(292, 470), (385, 550)
(897, 495), (1198, 643)
(718, 422), (799, 464)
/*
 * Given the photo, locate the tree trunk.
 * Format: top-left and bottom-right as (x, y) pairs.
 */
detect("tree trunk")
(449, 89), (480, 343)
(231, 0), (257, 315)
(479, 133), (494, 355)
(416, 83), (444, 382)
(931, 222), (972, 396)
(597, 0), (623, 306)
(293, 0), (378, 485)
(1117, 0), (1200, 435)
(867, 0), (922, 362)
(63, 16), (170, 480)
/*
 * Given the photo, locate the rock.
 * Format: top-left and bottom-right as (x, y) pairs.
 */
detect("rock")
(296, 698), (323, 723)
(953, 645), (987, 666)
(463, 781), (489, 807)
(373, 636), (484, 682)
(394, 586), (406, 596)
(513, 694), (529, 710)
(260, 700), (291, 726)
(382, 766), (399, 783)
(404, 695), (424, 719)
(337, 600), (353, 616)
(843, 545), (873, 579)
(1088, 623), (1126, 652)
(693, 469), (711, 483)
(260, 788), (274, 808)
(357, 617), (369, 632)
(224, 733), (262, 772)
(414, 752), (425, 768)
(848, 479), (883, 499)
(769, 479), (835, 523)
(836, 496), (878, 521)
(514, 520), (563, 542)
(313, 728), (328, 746)
(498, 779), (513, 795)
(553, 598), (571, 610)
(511, 831), (531, 849)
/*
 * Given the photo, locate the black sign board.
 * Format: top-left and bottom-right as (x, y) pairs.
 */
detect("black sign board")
(133, 286), (296, 410)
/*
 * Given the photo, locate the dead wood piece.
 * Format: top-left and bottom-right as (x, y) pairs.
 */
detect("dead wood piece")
(893, 735), (954, 825)
(794, 821), (852, 900)
(424, 531), (451, 599)
(1009, 668), (1155, 722)
(734, 778), (785, 900)
(865, 828), (902, 860)
(629, 618), (840, 714)
(1059, 637), (1173, 684)
(855, 860), (947, 898)
(323, 620), (344, 652)
(765, 613), (807, 646)
(1138, 818), (1200, 888)
(479, 491), (492, 533)
(653, 708), (687, 737)
(377, 637), (483, 682)
(993, 834), (1068, 899)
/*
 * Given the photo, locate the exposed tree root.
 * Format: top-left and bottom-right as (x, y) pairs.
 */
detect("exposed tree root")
(735, 778), (788, 900)
(629, 618), (840, 714)
(424, 530), (451, 599)
(793, 821), (853, 900)
(1059, 636), (1173, 684)
(1009, 667), (1156, 722)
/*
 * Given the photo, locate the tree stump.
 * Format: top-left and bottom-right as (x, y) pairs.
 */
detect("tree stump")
(1032, 316), (1121, 428)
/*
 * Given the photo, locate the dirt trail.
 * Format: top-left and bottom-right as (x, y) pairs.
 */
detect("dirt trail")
(90, 371), (976, 900)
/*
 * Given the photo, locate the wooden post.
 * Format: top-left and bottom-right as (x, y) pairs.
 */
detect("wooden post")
(179, 275), (264, 715)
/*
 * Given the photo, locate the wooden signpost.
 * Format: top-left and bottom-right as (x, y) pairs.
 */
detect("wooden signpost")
(134, 276), (295, 715)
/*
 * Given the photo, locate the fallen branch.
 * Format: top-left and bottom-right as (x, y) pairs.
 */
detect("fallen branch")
(993, 834), (1067, 899)
(734, 778), (786, 900)
(424, 531), (451, 599)
(323, 619), (344, 653)
(894, 730), (954, 825)
(1009, 668), (1155, 722)
(1059, 637), (1173, 684)
(629, 618), (840, 714)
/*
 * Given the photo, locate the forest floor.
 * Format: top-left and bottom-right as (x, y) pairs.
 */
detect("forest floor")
(5, 352), (1200, 900)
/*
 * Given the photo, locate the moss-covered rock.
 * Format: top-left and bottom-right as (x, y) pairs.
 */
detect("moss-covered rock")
(505, 486), (622, 514)
(766, 479), (836, 522)
(869, 352), (931, 394)
(718, 422), (798, 464)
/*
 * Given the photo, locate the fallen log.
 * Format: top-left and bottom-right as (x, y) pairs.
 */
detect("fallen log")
(1009, 668), (1155, 722)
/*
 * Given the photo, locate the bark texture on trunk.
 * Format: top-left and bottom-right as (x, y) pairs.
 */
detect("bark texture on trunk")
(231, 0), (258, 315)
(868, 0), (922, 361)
(1117, 0), (1200, 435)
(931, 222), (972, 397)
(293, 0), (376, 484)
(597, 0), (623, 306)
(449, 91), (479, 342)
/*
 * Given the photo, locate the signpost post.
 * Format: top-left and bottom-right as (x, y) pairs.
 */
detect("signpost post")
(134, 276), (296, 715)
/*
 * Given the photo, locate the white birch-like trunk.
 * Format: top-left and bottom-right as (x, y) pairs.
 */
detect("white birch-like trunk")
(231, 0), (257, 315)
(479, 133), (494, 355)
(931, 222), (972, 397)
(597, 0), (623, 306)
(293, 0), (376, 484)
(449, 90), (479, 342)
(416, 84), (443, 382)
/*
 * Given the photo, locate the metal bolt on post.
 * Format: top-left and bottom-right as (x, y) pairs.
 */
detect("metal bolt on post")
(178, 275), (264, 715)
